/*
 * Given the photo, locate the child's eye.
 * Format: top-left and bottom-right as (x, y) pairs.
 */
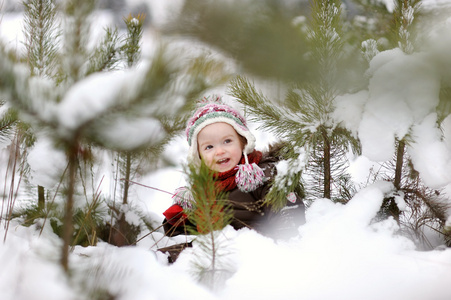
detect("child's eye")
(205, 145), (213, 150)
(224, 139), (232, 144)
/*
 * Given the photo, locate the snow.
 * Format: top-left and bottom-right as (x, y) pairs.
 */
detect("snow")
(333, 90), (367, 137)
(70, 244), (217, 300)
(379, 0), (451, 12)
(27, 135), (67, 189)
(359, 48), (441, 162)
(2, 1), (451, 300)
(57, 70), (142, 131)
(3, 193), (451, 300)
(409, 113), (451, 188)
(0, 221), (75, 300)
(0, 12), (24, 52)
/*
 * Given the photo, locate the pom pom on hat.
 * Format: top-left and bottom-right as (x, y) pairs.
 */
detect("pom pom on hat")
(186, 95), (256, 166)
(235, 152), (266, 192)
(172, 186), (195, 210)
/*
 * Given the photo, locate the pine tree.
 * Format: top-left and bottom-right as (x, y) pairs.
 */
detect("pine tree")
(370, 0), (422, 222)
(229, 0), (360, 210)
(357, 0), (451, 248)
(108, 13), (146, 247)
(0, 0), (58, 237)
(0, 102), (22, 238)
(185, 162), (233, 290)
(392, 0), (421, 194)
(0, 0), (231, 273)
(106, 13), (188, 246)
(57, 0), (103, 273)
(22, 0), (61, 210)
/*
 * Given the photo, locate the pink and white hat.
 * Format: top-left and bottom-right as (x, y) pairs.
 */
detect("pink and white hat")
(186, 95), (256, 166)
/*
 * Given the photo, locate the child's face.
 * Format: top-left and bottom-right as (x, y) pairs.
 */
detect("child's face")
(197, 122), (244, 173)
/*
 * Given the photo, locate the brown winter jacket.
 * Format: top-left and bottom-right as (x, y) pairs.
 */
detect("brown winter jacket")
(163, 147), (306, 238)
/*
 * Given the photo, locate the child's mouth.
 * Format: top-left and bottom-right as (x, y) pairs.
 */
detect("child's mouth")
(217, 158), (230, 165)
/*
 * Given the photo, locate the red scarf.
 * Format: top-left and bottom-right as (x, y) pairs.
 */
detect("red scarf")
(214, 150), (262, 192)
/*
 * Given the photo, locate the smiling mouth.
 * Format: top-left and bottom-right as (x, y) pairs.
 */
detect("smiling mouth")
(217, 158), (230, 165)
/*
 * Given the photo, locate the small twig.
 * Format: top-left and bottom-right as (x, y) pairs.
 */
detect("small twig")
(133, 223), (166, 245)
(109, 153), (121, 244)
(4, 131), (23, 242)
(39, 162), (69, 237)
(119, 179), (193, 247)
(135, 217), (191, 248)
(119, 178), (175, 196)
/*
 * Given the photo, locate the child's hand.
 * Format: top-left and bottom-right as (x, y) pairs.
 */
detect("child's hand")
(163, 204), (188, 225)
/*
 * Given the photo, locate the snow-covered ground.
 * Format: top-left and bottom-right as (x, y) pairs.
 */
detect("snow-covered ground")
(2, 0), (451, 299)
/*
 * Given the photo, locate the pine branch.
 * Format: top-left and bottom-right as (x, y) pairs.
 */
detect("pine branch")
(115, 14), (146, 209)
(60, 0), (96, 83)
(307, 0), (345, 93)
(229, 75), (312, 143)
(392, 0), (422, 54)
(0, 106), (18, 144)
(185, 162), (233, 290)
(86, 27), (121, 75)
(122, 13), (145, 68)
(22, 0), (61, 79)
(170, 0), (312, 83)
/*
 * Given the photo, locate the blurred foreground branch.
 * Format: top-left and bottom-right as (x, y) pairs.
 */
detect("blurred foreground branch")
(167, 0), (314, 83)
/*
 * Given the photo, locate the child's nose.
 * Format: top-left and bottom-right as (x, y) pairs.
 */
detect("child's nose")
(216, 146), (225, 155)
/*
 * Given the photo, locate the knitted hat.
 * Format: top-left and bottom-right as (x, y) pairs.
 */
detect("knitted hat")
(186, 95), (256, 166)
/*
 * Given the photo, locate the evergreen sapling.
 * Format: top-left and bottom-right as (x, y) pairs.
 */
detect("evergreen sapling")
(185, 161), (234, 291)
